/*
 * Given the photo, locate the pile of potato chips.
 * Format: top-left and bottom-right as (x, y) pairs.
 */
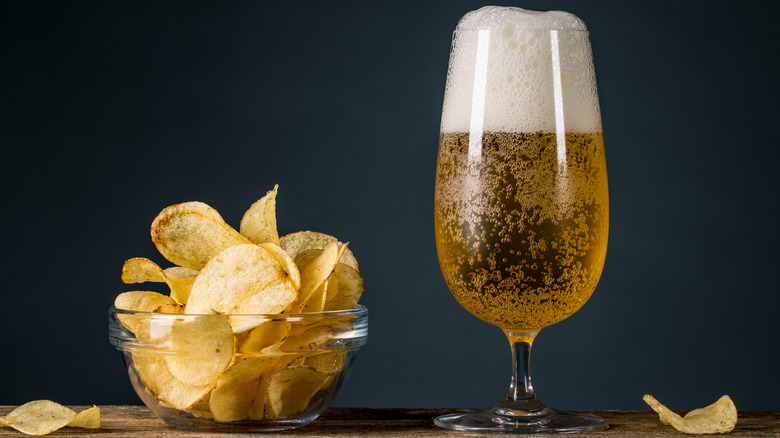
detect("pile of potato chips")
(643, 394), (737, 434)
(113, 186), (365, 423)
(0, 401), (99, 436)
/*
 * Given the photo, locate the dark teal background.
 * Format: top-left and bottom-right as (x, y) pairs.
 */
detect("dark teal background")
(2, 0), (778, 411)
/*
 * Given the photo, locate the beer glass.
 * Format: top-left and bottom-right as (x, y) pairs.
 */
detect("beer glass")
(433, 7), (609, 433)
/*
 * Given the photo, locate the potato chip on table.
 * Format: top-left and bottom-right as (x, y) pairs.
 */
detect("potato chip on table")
(1, 401), (100, 436)
(643, 394), (738, 434)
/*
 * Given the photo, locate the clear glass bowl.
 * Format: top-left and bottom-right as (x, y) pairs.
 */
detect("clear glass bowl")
(108, 304), (367, 432)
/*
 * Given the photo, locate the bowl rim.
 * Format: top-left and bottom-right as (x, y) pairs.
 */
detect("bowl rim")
(108, 303), (367, 318)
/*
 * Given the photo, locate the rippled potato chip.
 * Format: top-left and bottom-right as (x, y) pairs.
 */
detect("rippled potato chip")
(1, 400), (75, 436)
(186, 244), (298, 333)
(266, 366), (331, 420)
(280, 231), (359, 271)
(0, 400), (100, 436)
(240, 185), (280, 246)
(151, 201), (252, 271)
(68, 405), (101, 429)
(643, 394), (737, 434)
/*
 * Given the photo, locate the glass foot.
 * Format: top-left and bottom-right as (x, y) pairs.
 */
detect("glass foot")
(434, 405), (608, 434)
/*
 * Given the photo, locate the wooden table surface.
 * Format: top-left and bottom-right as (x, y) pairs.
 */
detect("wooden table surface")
(1, 406), (778, 437)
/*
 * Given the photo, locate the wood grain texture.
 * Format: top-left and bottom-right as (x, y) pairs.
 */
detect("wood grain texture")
(0, 406), (778, 437)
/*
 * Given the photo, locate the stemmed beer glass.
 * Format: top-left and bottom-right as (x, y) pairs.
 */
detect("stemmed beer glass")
(433, 7), (609, 433)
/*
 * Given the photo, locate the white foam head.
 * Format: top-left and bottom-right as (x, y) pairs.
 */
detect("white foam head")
(456, 6), (587, 31)
(440, 6), (602, 134)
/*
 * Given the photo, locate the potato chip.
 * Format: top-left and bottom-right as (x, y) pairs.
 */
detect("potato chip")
(259, 242), (301, 290)
(240, 320), (291, 354)
(266, 366), (330, 419)
(281, 324), (333, 353)
(162, 315), (234, 387)
(68, 405), (101, 429)
(248, 368), (273, 420)
(114, 291), (177, 335)
(121, 258), (199, 305)
(292, 249), (363, 311)
(1, 400), (76, 436)
(240, 185), (280, 246)
(184, 404), (213, 420)
(186, 244), (298, 333)
(151, 201), (252, 271)
(0, 402), (101, 435)
(250, 348), (324, 420)
(280, 231), (359, 271)
(115, 290), (176, 312)
(155, 302), (185, 314)
(301, 277), (331, 313)
(132, 352), (213, 411)
(291, 248), (320, 269)
(305, 351), (348, 375)
(326, 273), (340, 304)
(209, 356), (277, 422)
(245, 352), (312, 421)
(163, 267), (199, 304)
(292, 242), (344, 312)
(121, 257), (167, 283)
(643, 394), (737, 434)
(325, 263), (365, 311)
(169, 395), (212, 419)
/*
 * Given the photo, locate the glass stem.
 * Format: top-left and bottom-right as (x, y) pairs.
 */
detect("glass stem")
(502, 331), (546, 414)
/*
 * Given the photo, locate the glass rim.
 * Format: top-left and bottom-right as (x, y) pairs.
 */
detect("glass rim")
(452, 27), (590, 33)
(108, 303), (368, 319)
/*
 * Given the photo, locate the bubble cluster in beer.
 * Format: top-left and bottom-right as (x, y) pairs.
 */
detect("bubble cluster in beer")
(435, 132), (608, 330)
(440, 6), (602, 134)
(434, 7), (608, 331)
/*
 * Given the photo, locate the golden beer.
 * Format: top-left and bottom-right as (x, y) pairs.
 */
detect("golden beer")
(434, 130), (608, 331)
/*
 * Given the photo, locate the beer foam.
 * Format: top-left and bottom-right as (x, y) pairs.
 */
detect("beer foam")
(456, 6), (587, 31)
(440, 6), (602, 134)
